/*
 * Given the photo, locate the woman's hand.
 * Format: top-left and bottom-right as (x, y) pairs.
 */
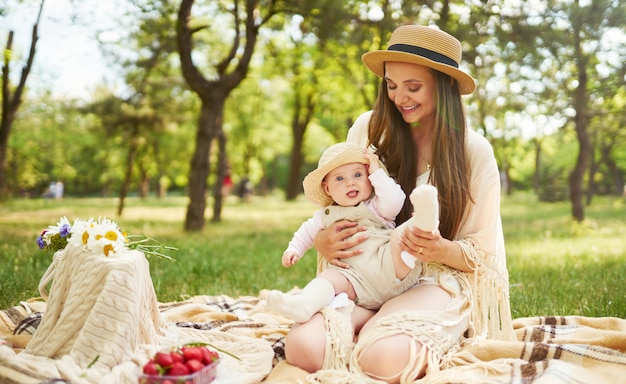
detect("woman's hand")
(314, 219), (367, 269)
(400, 227), (443, 263)
(400, 226), (473, 272)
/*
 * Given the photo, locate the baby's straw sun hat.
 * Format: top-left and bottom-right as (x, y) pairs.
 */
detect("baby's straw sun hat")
(362, 25), (476, 95)
(303, 142), (369, 207)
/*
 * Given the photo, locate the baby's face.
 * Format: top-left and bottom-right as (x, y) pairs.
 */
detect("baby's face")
(322, 162), (373, 206)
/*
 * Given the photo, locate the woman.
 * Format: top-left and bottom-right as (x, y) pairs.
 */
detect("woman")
(284, 25), (515, 383)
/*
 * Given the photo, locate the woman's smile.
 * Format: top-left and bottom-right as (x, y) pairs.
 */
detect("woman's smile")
(400, 104), (419, 113)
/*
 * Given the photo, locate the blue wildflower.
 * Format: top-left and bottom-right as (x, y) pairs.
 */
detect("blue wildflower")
(59, 223), (71, 237)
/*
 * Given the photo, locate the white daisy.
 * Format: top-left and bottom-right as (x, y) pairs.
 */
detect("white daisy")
(66, 218), (93, 247)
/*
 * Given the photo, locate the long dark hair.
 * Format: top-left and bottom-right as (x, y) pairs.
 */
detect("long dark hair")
(368, 72), (472, 240)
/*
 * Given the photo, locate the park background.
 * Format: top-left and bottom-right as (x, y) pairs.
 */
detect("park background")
(1, 0), (625, 317)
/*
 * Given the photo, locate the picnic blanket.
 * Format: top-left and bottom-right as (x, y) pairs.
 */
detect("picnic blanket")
(2, 293), (626, 383)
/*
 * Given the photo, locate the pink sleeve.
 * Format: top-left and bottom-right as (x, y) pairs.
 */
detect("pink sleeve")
(368, 169), (406, 225)
(284, 209), (325, 258)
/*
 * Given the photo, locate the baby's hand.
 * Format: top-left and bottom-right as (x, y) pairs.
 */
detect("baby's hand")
(281, 251), (300, 267)
(364, 149), (381, 174)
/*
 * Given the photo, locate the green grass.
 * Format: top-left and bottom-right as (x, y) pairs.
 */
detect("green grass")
(502, 193), (626, 318)
(1, 192), (625, 319)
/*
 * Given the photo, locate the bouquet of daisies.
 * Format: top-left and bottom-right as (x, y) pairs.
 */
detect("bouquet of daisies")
(37, 217), (176, 260)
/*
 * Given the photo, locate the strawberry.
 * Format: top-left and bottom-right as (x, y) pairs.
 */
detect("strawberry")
(201, 348), (219, 364)
(167, 361), (190, 376)
(154, 351), (174, 367)
(185, 359), (205, 373)
(170, 351), (184, 364)
(142, 361), (159, 376)
(181, 346), (204, 362)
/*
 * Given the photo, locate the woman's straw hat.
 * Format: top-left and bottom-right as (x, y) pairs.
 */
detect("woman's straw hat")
(362, 25), (476, 95)
(303, 142), (369, 207)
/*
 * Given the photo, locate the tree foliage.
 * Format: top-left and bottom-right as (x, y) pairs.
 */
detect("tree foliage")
(1, 0), (625, 228)
(500, 0), (626, 219)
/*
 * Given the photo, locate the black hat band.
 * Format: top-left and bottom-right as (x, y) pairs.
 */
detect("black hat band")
(388, 44), (458, 68)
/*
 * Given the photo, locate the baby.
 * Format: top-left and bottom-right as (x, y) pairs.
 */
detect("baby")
(266, 142), (438, 322)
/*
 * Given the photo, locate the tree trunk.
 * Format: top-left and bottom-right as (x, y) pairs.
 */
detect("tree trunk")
(118, 132), (139, 216)
(0, 110), (13, 199)
(568, 26), (591, 222)
(212, 130), (227, 223)
(185, 100), (224, 231)
(603, 149), (624, 196)
(503, 165), (513, 195)
(152, 139), (166, 199)
(569, 131), (590, 221)
(585, 144), (598, 206)
(286, 91), (316, 201)
(286, 122), (305, 201)
(178, 0), (264, 230)
(140, 168), (149, 199)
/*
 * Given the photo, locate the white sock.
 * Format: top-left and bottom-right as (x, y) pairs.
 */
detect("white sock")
(266, 278), (335, 323)
(329, 292), (350, 309)
(409, 184), (439, 232)
(401, 185), (439, 269)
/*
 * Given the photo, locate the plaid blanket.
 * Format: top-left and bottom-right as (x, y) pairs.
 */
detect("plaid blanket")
(418, 315), (626, 384)
(2, 293), (626, 383)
